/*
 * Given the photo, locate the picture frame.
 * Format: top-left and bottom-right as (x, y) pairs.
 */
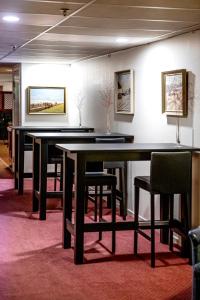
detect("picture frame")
(114, 69), (134, 114)
(27, 86), (66, 114)
(162, 69), (187, 117)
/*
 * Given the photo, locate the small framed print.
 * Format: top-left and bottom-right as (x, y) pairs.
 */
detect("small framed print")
(115, 69), (134, 114)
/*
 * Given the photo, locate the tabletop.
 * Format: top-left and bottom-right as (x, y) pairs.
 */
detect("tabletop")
(27, 132), (134, 140)
(56, 143), (199, 153)
(12, 126), (94, 131)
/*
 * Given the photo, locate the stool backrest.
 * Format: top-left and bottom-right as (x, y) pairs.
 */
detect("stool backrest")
(95, 137), (125, 169)
(150, 151), (191, 194)
(86, 138), (125, 172)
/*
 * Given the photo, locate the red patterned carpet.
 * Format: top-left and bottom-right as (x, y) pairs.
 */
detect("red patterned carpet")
(0, 178), (192, 300)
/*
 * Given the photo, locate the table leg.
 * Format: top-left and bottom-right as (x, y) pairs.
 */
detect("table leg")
(32, 141), (39, 212)
(14, 130), (18, 189)
(123, 161), (128, 219)
(74, 154), (85, 264)
(63, 155), (73, 248)
(39, 142), (48, 220)
(18, 131), (25, 195)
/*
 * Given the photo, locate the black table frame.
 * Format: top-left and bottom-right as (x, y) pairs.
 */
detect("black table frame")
(56, 143), (198, 265)
(13, 126), (94, 194)
(29, 132), (134, 220)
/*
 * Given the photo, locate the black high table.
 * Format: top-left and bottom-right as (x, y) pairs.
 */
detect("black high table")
(56, 142), (198, 265)
(28, 132), (134, 220)
(13, 126), (94, 195)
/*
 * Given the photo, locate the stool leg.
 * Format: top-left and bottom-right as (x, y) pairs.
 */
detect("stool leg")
(106, 168), (112, 208)
(119, 167), (127, 220)
(84, 185), (89, 214)
(150, 194), (155, 268)
(60, 162), (63, 191)
(111, 183), (116, 254)
(169, 194), (174, 252)
(134, 186), (139, 255)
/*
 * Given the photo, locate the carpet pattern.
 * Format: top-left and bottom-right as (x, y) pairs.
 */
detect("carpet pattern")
(0, 179), (192, 300)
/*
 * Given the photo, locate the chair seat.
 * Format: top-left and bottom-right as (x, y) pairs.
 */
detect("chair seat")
(134, 176), (151, 191)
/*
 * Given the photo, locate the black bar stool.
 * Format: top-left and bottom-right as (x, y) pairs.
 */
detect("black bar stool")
(134, 151), (192, 267)
(95, 137), (127, 219)
(85, 170), (117, 253)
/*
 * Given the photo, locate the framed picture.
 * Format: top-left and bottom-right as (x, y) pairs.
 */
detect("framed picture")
(27, 86), (66, 114)
(114, 69), (134, 114)
(162, 69), (187, 117)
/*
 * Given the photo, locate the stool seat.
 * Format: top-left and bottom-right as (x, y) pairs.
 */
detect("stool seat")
(85, 172), (117, 185)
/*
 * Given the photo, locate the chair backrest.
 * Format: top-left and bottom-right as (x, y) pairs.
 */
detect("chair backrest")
(150, 151), (191, 194)
(95, 137), (125, 143)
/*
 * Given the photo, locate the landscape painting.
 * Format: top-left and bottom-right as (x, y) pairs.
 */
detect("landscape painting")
(27, 86), (66, 114)
(162, 69), (187, 117)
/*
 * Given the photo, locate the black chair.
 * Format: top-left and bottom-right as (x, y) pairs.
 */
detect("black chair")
(189, 227), (200, 300)
(134, 151), (192, 267)
(95, 137), (127, 219)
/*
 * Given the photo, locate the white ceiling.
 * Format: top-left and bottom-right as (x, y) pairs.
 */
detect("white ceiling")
(0, 0), (200, 64)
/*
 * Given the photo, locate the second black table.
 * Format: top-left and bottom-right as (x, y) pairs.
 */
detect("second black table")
(28, 132), (134, 220)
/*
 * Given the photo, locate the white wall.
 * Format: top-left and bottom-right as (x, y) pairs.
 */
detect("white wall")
(20, 63), (79, 172)
(70, 29), (200, 219)
(21, 63), (76, 126)
(19, 31), (200, 219)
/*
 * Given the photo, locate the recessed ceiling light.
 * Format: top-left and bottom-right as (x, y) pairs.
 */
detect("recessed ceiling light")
(116, 37), (129, 43)
(2, 15), (20, 22)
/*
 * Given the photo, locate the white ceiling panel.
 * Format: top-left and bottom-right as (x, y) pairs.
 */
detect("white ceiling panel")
(78, 5), (200, 23)
(0, 0), (199, 63)
(0, 0), (82, 15)
(61, 16), (197, 31)
(96, 0), (200, 9)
